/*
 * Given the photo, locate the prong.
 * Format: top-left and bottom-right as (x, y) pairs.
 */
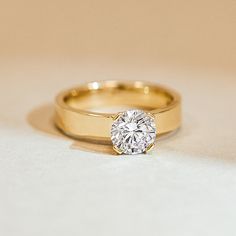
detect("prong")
(145, 143), (155, 153)
(147, 112), (155, 120)
(112, 112), (121, 121)
(113, 146), (123, 155)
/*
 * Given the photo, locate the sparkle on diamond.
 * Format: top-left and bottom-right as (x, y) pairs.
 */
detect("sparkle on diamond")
(111, 110), (157, 154)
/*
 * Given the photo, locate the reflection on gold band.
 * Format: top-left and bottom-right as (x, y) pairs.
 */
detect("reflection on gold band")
(55, 81), (181, 143)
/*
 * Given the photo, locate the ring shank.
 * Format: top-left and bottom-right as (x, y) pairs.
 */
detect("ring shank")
(55, 81), (181, 142)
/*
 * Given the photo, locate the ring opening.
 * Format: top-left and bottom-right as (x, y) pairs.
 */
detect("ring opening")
(64, 81), (174, 113)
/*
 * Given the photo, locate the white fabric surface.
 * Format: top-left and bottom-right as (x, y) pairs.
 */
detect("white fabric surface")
(0, 59), (236, 236)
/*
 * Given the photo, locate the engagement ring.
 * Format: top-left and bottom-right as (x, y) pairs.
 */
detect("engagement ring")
(55, 81), (181, 155)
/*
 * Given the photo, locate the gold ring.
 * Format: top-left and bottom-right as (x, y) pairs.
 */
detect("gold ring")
(54, 80), (181, 155)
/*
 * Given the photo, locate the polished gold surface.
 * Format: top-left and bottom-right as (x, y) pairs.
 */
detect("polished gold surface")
(55, 81), (181, 143)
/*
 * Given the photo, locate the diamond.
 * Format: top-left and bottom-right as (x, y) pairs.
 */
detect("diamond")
(111, 110), (157, 155)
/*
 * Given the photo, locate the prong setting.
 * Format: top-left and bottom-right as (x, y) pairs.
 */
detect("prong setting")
(111, 112), (122, 121)
(111, 109), (157, 155)
(113, 146), (123, 155)
(145, 143), (155, 153)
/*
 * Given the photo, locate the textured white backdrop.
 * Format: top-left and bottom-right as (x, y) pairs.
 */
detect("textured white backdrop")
(0, 59), (236, 236)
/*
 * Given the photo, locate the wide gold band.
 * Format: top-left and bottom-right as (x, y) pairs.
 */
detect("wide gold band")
(55, 81), (181, 143)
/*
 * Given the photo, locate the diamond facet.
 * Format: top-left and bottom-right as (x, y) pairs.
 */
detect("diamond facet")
(111, 110), (157, 155)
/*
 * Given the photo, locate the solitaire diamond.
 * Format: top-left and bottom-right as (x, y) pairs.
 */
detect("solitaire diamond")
(111, 110), (157, 155)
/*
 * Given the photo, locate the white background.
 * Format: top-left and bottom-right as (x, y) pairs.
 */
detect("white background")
(0, 59), (236, 236)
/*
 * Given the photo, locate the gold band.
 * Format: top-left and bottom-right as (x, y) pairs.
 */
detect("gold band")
(54, 81), (181, 143)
